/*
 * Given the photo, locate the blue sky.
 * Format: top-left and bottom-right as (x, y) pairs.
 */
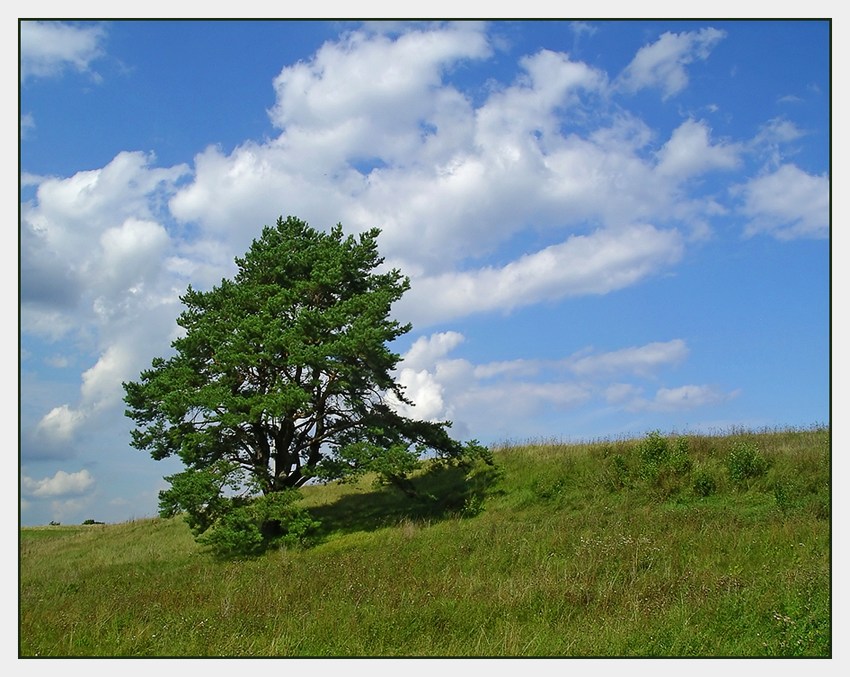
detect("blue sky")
(19, 19), (830, 527)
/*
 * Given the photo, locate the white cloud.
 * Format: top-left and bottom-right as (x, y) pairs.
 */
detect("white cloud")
(165, 24), (754, 329)
(656, 119), (740, 178)
(474, 359), (541, 380)
(390, 369), (449, 422)
(754, 118), (804, 146)
(474, 48), (606, 143)
(269, 23), (491, 152)
(36, 404), (86, 443)
(750, 118), (806, 168)
(80, 344), (137, 410)
(30, 332), (181, 458)
(736, 164), (830, 239)
(21, 153), (191, 457)
(26, 152), (188, 253)
(599, 382), (739, 413)
(170, 28), (702, 282)
(22, 469), (95, 498)
(398, 224), (684, 326)
(569, 339), (689, 378)
(458, 381), (592, 422)
(569, 21), (598, 44)
(96, 218), (171, 297)
(20, 21), (106, 82)
(642, 384), (738, 412)
(401, 332), (465, 371)
(391, 332), (729, 435)
(617, 27), (726, 99)
(21, 151), (190, 337)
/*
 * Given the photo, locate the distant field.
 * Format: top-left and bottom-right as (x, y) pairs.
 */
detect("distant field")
(19, 426), (830, 657)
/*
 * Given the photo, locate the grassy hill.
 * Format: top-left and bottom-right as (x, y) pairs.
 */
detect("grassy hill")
(20, 426), (830, 657)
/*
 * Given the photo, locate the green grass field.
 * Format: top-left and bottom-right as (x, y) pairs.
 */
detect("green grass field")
(19, 426), (830, 657)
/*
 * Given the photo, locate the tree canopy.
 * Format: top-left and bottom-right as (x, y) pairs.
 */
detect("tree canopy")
(123, 216), (489, 552)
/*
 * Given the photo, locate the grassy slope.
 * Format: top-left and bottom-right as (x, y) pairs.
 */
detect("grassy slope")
(19, 427), (830, 657)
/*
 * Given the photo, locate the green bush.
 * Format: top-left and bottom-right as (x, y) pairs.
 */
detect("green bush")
(726, 441), (769, 484)
(461, 493), (485, 517)
(638, 430), (668, 480)
(636, 431), (692, 484)
(199, 490), (320, 557)
(199, 507), (266, 556)
(692, 469), (717, 497)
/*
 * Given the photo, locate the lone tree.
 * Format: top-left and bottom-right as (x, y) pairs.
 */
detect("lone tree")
(124, 216), (489, 552)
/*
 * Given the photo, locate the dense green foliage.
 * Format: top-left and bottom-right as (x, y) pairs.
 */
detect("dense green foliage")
(123, 216), (488, 553)
(21, 427), (830, 657)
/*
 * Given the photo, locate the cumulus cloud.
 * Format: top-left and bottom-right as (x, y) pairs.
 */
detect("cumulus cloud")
(617, 27), (726, 99)
(398, 224), (684, 326)
(656, 119), (740, 178)
(736, 164), (830, 239)
(21, 152), (191, 461)
(25, 152), (188, 252)
(20, 21), (106, 82)
(80, 344), (139, 410)
(169, 23), (722, 288)
(269, 23), (491, 156)
(401, 332), (465, 371)
(21, 152), (189, 332)
(390, 369), (449, 421)
(21, 469), (95, 498)
(36, 404), (86, 443)
(474, 48), (606, 142)
(390, 332), (732, 434)
(97, 219), (171, 297)
(20, 220), (82, 311)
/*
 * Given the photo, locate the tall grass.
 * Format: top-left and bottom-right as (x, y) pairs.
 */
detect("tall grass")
(20, 426), (830, 657)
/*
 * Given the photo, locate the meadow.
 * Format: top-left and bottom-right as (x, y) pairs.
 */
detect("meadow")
(19, 426), (830, 657)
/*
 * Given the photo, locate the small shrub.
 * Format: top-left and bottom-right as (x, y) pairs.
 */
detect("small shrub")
(461, 493), (484, 517)
(692, 469), (717, 497)
(199, 508), (265, 556)
(726, 441), (769, 484)
(636, 431), (692, 484)
(200, 490), (321, 557)
(638, 430), (668, 477)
